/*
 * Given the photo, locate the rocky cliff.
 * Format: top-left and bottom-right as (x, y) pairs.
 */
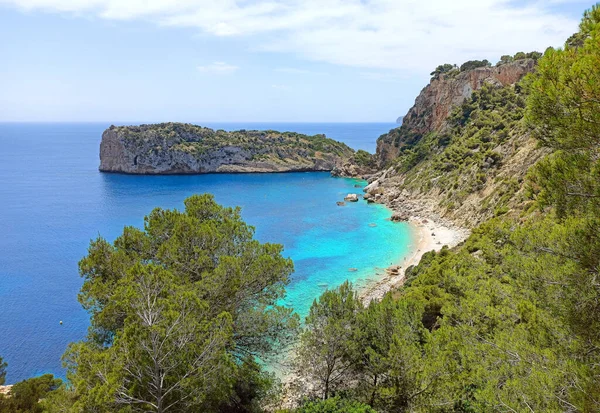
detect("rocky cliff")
(376, 59), (536, 166)
(99, 123), (354, 174)
(359, 58), (547, 229)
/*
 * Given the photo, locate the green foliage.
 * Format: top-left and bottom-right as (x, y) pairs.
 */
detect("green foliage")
(0, 374), (62, 413)
(113, 123), (355, 163)
(294, 397), (376, 413)
(496, 51), (542, 66)
(353, 150), (376, 168)
(459, 59), (491, 72)
(65, 194), (299, 412)
(392, 82), (528, 215)
(430, 63), (458, 80)
(496, 54), (514, 66)
(295, 281), (362, 400)
(297, 6), (600, 412)
(0, 357), (5, 386)
(299, 216), (599, 411)
(566, 3), (600, 48)
(526, 18), (600, 217)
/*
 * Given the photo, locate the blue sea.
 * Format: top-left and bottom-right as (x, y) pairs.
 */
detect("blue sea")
(0, 122), (410, 384)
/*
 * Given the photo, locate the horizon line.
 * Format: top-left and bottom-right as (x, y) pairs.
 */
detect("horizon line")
(0, 120), (402, 124)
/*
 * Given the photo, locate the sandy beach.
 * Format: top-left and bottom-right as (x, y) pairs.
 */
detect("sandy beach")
(358, 216), (469, 303)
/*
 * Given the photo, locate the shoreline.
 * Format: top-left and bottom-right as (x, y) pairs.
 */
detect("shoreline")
(279, 208), (469, 408)
(358, 214), (469, 304)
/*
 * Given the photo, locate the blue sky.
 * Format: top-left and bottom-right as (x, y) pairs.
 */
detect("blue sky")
(0, 0), (593, 122)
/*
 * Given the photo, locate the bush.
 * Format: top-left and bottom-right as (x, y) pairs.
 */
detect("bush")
(459, 59), (491, 72)
(294, 397), (377, 413)
(0, 374), (62, 413)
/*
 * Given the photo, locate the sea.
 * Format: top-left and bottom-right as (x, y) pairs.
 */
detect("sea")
(0, 122), (412, 383)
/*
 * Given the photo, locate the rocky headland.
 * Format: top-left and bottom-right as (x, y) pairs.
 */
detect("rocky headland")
(99, 123), (354, 174)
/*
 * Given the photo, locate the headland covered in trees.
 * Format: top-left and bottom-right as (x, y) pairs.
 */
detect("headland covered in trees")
(3, 3), (600, 412)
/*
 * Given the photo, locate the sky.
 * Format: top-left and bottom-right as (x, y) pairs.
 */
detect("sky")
(0, 0), (593, 122)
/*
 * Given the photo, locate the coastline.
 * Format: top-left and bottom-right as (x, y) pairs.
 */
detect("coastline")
(280, 207), (470, 408)
(358, 214), (469, 304)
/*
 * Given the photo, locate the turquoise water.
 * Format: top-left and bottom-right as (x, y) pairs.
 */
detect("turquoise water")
(0, 122), (410, 383)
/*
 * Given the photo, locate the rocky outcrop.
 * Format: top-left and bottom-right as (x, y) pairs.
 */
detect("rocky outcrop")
(361, 58), (548, 230)
(331, 150), (378, 179)
(376, 59), (536, 166)
(365, 133), (548, 228)
(331, 160), (375, 178)
(344, 194), (359, 202)
(99, 123), (354, 174)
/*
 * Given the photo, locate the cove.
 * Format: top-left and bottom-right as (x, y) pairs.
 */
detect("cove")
(0, 122), (409, 383)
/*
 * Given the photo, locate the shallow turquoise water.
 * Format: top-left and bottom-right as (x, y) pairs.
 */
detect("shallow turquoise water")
(0, 122), (409, 383)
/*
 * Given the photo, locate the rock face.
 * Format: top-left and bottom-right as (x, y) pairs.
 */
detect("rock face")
(99, 123), (354, 174)
(376, 59), (536, 166)
(331, 160), (376, 178)
(361, 58), (546, 230)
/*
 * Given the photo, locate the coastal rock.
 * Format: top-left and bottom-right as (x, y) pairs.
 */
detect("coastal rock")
(330, 154), (377, 178)
(391, 211), (410, 222)
(99, 123), (354, 174)
(344, 194), (359, 202)
(376, 59), (536, 166)
(361, 58), (547, 230)
(336, 201), (346, 206)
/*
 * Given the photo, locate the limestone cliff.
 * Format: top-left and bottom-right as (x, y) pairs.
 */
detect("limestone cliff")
(99, 123), (354, 174)
(363, 58), (547, 229)
(377, 59), (536, 166)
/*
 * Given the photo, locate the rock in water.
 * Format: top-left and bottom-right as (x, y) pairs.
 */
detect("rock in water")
(344, 194), (359, 202)
(99, 123), (354, 174)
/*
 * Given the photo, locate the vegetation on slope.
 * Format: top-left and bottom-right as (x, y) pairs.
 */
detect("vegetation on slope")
(393, 81), (532, 217)
(115, 122), (354, 159)
(290, 4), (600, 412)
(0, 369), (62, 413)
(429, 52), (541, 81)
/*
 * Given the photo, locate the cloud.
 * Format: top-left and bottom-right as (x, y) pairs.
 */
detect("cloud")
(197, 61), (239, 74)
(1, 0), (584, 72)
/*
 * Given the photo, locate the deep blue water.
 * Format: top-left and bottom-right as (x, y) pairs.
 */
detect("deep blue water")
(0, 122), (408, 383)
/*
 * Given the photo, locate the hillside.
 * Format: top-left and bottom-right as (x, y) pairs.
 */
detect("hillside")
(99, 123), (354, 174)
(363, 56), (546, 228)
(288, 8), (600, 410)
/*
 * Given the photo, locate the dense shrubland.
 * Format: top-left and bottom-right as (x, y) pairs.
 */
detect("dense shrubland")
(391, 81), (531, 216)
(116, 123), (354, 159)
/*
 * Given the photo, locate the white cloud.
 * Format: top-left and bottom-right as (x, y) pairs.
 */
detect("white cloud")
(197, 61), (239, 74)
(1, 0), (585, 72)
